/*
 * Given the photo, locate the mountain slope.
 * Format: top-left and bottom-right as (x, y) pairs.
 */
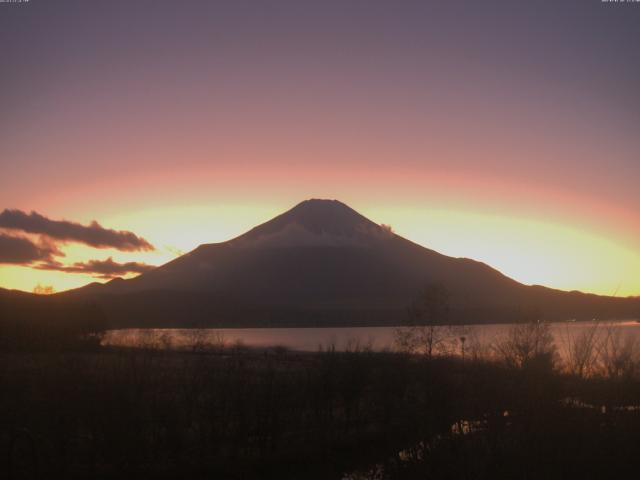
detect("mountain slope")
(64, 199), (639, 327)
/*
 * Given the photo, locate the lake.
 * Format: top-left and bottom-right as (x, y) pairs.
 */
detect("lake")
(103, 320), (640, 360)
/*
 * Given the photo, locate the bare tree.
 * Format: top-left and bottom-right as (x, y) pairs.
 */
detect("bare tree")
(598, 323), (639, 379)
(493, 320), (556, 369)
(394, 284), (450, 358)
(561, 322), (602, 378)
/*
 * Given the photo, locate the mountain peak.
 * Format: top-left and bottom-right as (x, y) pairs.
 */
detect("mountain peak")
(233, 199), (389, 247)
(293, 198), (349, 208)
(288, 198), (362, 219)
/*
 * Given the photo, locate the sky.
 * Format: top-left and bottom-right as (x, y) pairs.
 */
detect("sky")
(0, 0), (639, 296)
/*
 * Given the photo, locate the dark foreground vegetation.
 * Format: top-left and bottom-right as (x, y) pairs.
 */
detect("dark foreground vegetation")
(3, 340), (640, 480)
(3, 287), (640, 478)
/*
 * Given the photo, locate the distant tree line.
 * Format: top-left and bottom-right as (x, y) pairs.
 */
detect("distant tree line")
(0, 292), (107, 351)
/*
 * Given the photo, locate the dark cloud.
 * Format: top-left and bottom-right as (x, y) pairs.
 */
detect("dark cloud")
(0, 233), (56, 264)
(36, 257), (156, 279)
(0, 209), (154, 251)
(0, 210), (155, 280)
(0, 228), (155, 278)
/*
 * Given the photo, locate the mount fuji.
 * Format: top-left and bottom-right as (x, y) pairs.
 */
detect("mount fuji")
(62, 199), (638, 327)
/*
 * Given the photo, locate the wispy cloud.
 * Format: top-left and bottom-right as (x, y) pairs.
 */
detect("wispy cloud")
(0, 209), (154, 251)
(0, 233), (58, 264)
(36, 256), (156, 280)
(0, 210), (157, 281)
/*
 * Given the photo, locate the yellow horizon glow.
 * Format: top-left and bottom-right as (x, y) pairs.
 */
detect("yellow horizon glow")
(0, 201), (638, 297)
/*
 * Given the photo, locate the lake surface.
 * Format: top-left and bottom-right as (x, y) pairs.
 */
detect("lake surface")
(103, 320), (640, 359)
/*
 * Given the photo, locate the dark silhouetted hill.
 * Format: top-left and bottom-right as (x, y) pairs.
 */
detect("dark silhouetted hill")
(0, 287), (107, 350)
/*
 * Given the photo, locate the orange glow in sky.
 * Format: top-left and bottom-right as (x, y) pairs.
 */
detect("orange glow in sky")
(1, 172), (638, 297)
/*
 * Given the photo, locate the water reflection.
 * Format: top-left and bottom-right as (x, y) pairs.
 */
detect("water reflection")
(103, 320), (640, 362)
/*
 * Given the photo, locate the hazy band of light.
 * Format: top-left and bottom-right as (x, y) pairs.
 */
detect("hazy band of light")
(1, 190), (638, 297)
